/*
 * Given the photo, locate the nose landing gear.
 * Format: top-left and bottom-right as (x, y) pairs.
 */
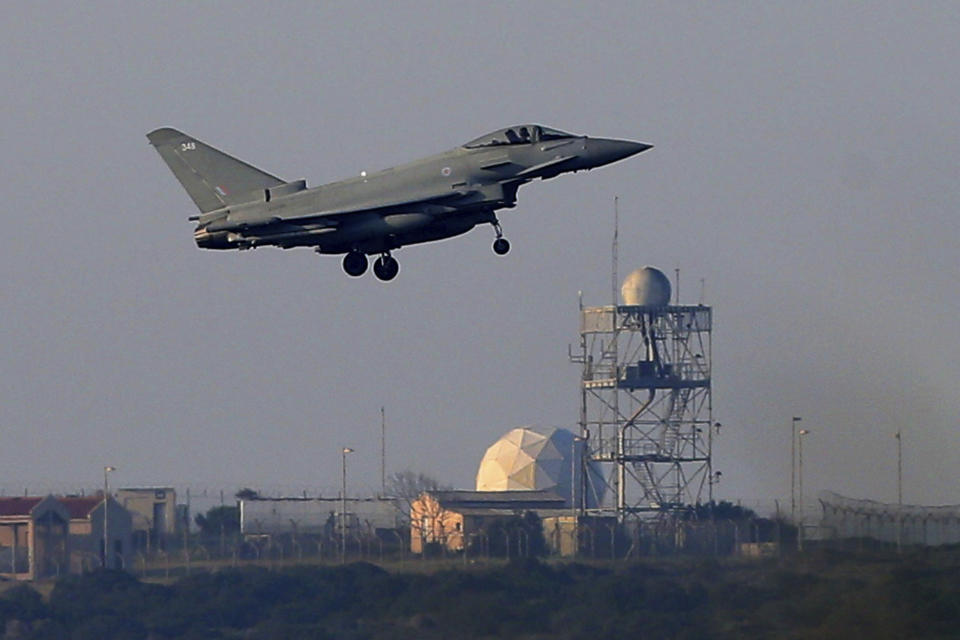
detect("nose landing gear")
(492, 221), (510, 255)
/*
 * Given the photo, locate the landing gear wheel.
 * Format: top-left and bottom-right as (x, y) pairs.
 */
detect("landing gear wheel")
(491, 218), (510, 255)
(373, 255), (400, 281)
(342, 251), (368, 277)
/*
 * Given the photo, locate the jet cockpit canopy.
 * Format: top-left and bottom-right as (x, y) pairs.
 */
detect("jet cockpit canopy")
(464, 125), (576, 148)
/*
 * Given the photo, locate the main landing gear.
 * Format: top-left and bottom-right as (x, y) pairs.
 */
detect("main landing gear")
(341, 250), (400, 281)
(373, 254), (399, 281)
(492, 221), (510, 255)
(342, 250), (368, 277)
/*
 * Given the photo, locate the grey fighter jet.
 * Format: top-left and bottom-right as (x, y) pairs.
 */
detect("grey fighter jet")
(147, 125), (651, 281)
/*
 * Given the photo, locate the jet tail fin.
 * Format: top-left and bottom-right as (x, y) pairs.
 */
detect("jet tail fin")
(147, 128), (285, 213)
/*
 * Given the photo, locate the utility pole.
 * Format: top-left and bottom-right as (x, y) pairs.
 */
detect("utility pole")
(184, 488), (191, 574)
(341, 447), (354, 563)
(381, 407), (386, 497)
(219, 489), (225, 557)
(798, 429), (810, 551)
(103, 466), (116, 568)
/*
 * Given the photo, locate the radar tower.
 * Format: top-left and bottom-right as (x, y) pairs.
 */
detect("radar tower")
(572, 267), (714, 520)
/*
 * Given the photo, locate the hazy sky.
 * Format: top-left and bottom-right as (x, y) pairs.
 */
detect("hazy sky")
(2, 2), (958, 513)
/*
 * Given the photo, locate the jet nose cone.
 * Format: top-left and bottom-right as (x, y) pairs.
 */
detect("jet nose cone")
(628, 141), (654, 155)
(585, 138), (653, 167)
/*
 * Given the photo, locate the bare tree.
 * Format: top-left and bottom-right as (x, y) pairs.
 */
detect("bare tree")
(385, 471), (451, 550)
(386, 471), (446, 501)
(386, 471), (449, 518)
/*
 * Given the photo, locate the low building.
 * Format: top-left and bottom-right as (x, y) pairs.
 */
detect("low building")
(541, 514), (579, 557)
(410, 490), (567, 553)
(116, 487), (177, 550)
(0, 496), (70, 580)
(541, 514), (619, 557)
(61, 496), (133, 571)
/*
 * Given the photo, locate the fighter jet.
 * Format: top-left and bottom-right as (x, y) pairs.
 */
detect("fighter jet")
(147, 124), (651, 281)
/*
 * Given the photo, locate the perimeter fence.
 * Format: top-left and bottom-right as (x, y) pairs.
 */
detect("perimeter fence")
(818, 491), (960, 548)
(118, 514), (789, 579)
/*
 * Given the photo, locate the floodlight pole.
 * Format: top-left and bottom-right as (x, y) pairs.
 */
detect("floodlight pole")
(790, 417), (801, 522)
(896, 431), (903, 553)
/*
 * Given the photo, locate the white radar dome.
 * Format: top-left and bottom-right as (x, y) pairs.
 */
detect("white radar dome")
(621, 266), (672, 306)
(476, 426), (603, 507)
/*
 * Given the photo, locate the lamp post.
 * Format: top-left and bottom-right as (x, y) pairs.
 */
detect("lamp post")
(103, 466), (116, 568)
(797, 429), (810, 551)
(790, 417), (802, 523)
(380, 407), (386, 497)
(341, 447), (353, 564)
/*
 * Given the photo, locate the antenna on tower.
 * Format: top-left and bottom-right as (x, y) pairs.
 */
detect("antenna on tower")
(612, 197), (619, 307)
(674, 266), (680, 305)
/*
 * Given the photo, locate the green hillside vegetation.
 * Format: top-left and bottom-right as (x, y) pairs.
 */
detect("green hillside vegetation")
(2, 549), (959, 639)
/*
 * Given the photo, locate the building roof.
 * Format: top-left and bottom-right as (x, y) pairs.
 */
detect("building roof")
(60, 496), (104, 519)
(0, 497), (44, 517)
(426, 490), (566, 511)
(455, 507), (575, 518)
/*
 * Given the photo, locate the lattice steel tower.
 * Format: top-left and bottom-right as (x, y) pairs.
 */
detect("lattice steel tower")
(571, 267), (714, 518)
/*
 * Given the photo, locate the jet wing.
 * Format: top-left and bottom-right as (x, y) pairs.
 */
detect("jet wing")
(199, 184), (475, 233)
(277, 188), (472, 225)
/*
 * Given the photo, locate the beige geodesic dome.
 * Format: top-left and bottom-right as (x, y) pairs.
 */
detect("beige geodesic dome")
(476, 426), (582, 504)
